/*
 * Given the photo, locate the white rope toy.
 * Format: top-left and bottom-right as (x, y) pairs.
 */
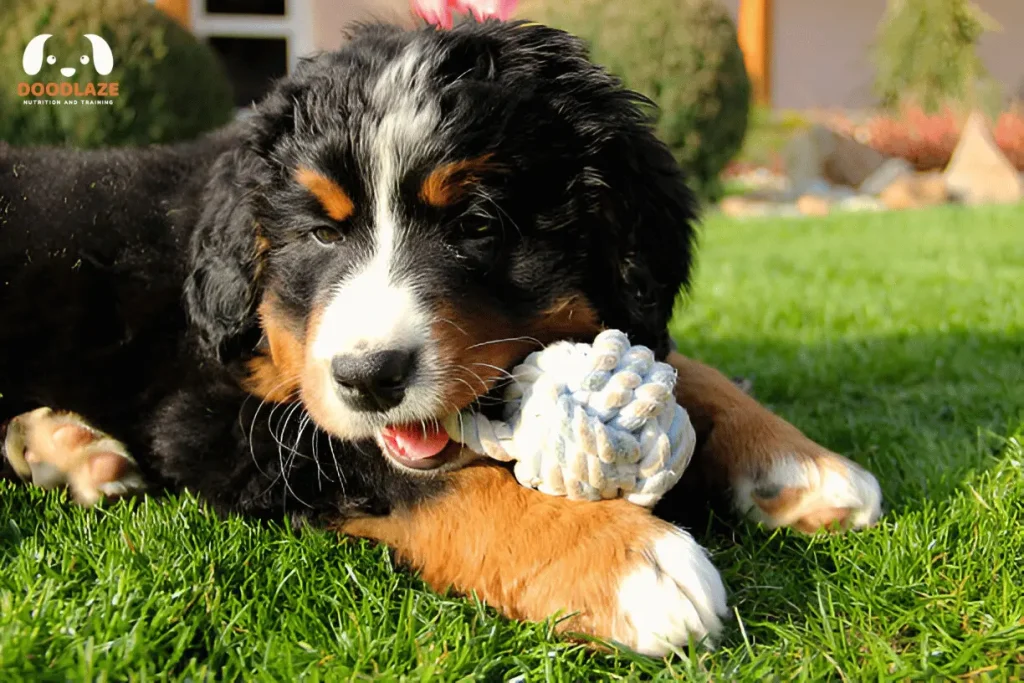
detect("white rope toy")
(443, 330), (696, 508)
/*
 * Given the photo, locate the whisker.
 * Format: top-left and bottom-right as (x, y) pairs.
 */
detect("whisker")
(434, 316), (470, 337)
(241, 371), (301, 482)
(458, 364), (492, 394)
(469, 362), (523, 390)
(276, 401), (313, 508)
(327, 432), (345, 493)
(465, 335), (543, 350)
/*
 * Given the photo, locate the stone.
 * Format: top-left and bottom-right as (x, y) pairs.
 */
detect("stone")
(786, 124), (887, 193)
(837, 194), (885, 213)
(802, 178), (834, 196)
(944, 110), (1023, 205)
(879, 172), (949, 210)
(719, 196), (774, 219)
(824, 185), (858, 202)
(776, 203), (803, 218)
(796, 194), (831, 217)
(859, 157), (914, 196)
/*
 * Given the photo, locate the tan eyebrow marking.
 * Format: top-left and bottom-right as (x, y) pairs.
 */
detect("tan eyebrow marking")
(419, 155), (500, 208)
(294, 166), (355, 222)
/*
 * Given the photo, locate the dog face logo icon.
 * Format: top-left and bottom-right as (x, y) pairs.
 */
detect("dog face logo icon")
(22, 34), (114, 78)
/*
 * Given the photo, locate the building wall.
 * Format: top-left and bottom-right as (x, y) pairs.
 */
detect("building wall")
(769, 0), (1024, 110)
(311, 0), (413, 53)
(771, 0), (888, 110)
(977, 1), (1024, 101)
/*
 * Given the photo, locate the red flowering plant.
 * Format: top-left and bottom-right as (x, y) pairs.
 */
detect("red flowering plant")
(411, 0), (518, 29)
(829, 103), (1024, 173)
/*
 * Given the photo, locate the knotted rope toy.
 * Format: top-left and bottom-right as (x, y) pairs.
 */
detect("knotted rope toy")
(444, 330), (696, 508)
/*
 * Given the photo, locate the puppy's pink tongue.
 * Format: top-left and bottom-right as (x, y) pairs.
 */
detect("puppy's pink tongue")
(380, 423), (450, 461)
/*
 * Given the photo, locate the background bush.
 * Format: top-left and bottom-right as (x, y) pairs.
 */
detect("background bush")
(828, 105), (1024, 172)
(518, 0), (751, 201)
(0, 0), (234, 148)
(872, 0), (1001, 114)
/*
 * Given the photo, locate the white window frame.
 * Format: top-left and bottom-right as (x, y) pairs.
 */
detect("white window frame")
(189, 0), (315, 74)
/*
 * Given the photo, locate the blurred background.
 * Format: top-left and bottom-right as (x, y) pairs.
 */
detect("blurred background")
(1, 0), (1021, 213)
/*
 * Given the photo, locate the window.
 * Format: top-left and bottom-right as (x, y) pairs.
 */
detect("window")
(188, 0), (313, 110)
(205, 0), (285, 15)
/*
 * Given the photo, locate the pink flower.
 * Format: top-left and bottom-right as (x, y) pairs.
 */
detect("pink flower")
(412, 0), (455, 29)
(411, 0), (518, 29)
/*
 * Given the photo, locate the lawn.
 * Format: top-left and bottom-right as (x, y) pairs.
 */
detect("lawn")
(2, 204), (1023, 681)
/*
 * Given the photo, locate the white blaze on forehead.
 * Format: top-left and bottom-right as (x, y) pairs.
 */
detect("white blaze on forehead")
(309, 229), (429, 361)
(311, 43), (440, 363)
(366, 42), (441, 237)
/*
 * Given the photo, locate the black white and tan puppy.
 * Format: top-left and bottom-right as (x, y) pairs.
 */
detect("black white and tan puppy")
(0, 20), (881, 655)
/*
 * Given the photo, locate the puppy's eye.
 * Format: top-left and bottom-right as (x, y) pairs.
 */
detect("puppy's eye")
(311, 225), (344, 245)
(80, 55), (90, 65)
(462, 222), (495, 239)
(46, 55), (56, 65)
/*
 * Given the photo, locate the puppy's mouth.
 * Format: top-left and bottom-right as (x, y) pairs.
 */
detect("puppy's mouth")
(377, 422), (458, 472)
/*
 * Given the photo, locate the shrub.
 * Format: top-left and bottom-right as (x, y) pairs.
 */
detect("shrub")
(0, 0), (234, 148)
(518, 0), (751, 201)
(872, 0), (1000, 113)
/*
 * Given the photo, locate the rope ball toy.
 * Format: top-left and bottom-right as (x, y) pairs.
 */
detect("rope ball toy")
(444, 330), (696, 508)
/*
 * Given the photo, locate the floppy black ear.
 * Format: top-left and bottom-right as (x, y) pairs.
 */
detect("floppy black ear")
(184, 74), (309, 363)
(183, 147), (265, 363)
(597, 127), (698, 358)
(495, 21), (699, 358)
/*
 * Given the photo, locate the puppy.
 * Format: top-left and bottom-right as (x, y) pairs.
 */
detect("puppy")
(0, 20), (881, 656)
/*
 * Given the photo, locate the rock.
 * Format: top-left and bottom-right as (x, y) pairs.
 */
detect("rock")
(944, 110), (1024, 205)
(802, 178), (834, 196)
(879, 172), (949, 210)
(837, 194), (885, 213)
(824, 185), (858, 202)
(719, 196), (774, 219)
(859, 157), (915, 196)
(796, 194), (831, 217)
(775, 203), (803, 218)
(786, 124), (887, 193)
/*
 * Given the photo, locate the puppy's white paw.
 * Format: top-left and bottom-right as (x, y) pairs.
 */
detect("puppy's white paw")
(612, 529), (728, 656)
(735, 449), (882, 533)
(1, 407), (146, 506)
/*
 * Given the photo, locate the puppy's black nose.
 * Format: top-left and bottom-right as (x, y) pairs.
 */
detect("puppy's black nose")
(331, 350), (415, 412)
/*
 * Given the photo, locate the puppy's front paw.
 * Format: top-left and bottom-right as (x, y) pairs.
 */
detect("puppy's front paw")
(730, 429), (882, 534)
(1, 408), (146, 506)
(610, 526), (728, 656)
(344, 467), (729, 657)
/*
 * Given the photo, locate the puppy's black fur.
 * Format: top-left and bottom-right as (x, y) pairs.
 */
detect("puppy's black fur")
(0, 21), (696, 523)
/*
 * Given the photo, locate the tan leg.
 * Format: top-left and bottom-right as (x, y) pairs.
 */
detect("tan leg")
(340, 462), (728, 656)
(667, 352), (882, 533)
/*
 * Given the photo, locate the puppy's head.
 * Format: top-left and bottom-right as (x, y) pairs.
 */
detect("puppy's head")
(186, 21), (697, 472)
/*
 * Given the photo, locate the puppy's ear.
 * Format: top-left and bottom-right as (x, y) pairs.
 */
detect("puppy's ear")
(185, 76), (309, 362)
(493, 22), (698, 357)
(595, 127), (698, 359)
(246, 75), (307, 160)
(183, 148), (265, 362)
(437, 29), (502, 84)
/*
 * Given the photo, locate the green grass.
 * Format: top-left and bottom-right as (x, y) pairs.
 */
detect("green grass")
(3, 204), (1024, 681)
